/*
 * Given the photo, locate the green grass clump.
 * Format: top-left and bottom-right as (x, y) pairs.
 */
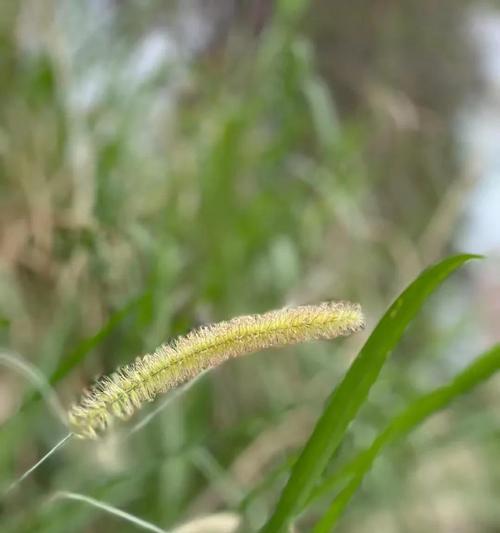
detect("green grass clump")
(1, 2), (497, 532)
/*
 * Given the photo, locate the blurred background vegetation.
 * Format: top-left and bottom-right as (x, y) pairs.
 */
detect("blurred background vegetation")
(1, 1), (499, 532)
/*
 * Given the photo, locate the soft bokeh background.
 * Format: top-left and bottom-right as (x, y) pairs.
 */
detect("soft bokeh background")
(1, 1), (499, 532)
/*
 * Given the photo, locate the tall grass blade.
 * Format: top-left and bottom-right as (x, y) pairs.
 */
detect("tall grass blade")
(311, 343), (500, 532)
(259, 254), (481, 533)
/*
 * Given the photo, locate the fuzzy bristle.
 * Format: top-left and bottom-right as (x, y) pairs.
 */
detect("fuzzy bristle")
(68, 301), (365, 438)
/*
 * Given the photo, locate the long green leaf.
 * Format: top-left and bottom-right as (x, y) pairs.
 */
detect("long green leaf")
(312, 343), (500, 532)
(259, 254), (480, 533)
(6, 291), (148, 422)
(48, 292), (149, 386)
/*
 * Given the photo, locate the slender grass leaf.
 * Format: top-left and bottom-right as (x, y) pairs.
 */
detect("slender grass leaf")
(260, 253), (481, 533)
(8, 291), (149, 421)
(48, 292), (150, 386)
(312, 343), (500, 532)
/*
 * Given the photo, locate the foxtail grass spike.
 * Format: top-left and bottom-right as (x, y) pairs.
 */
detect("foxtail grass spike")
(68, 301), (365, 438)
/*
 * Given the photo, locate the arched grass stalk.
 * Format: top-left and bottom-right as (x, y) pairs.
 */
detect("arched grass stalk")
(52, 491), (167, 533)
(69, 301), (365, 439)
(0, 351), (71, 496)
(52, 492), (241, 533)
(0, 350), (67, 423)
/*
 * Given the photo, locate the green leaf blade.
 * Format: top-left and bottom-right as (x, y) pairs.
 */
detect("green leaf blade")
(312, 342), (500, 532)
(259, 253), (481, 533)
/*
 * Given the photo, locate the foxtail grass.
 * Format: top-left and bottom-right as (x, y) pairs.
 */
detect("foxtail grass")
(68, 301), (365, 438)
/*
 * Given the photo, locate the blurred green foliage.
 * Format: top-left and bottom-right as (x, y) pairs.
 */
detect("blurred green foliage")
(0, 1), (498, 532)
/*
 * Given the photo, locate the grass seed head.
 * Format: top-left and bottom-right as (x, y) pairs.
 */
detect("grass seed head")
(68, 301), (365, 438)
